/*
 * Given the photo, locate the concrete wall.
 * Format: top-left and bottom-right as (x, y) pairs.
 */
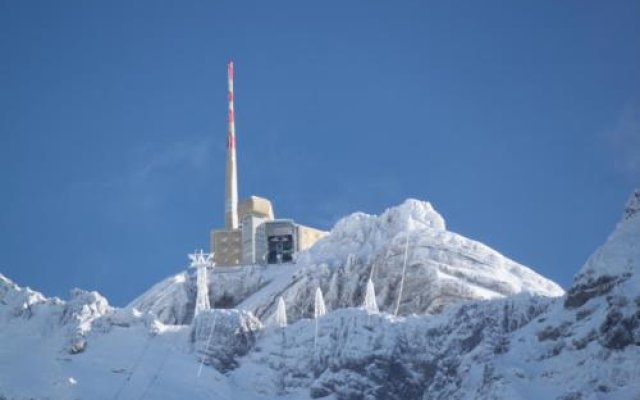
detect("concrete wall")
(238, 196), (274, 221)
(296, 224), (328, 251)
(211, 229), (242, 266)
(241, 215), (268, 265)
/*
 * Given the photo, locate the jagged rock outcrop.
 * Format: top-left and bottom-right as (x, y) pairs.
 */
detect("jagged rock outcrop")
(60, 288), (112, 353)
(0, 273), (53, 319)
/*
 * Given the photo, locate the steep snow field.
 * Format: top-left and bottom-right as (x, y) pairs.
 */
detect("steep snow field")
(1, 194), (638, 399)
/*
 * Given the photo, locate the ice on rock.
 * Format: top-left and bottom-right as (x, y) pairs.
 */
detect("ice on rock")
(314, 287), (326, 319)
(363, 278), (379, 314)
(276, 296), (287, 328)
(394, 232), (410, 316)
(314, 287), (326, 352)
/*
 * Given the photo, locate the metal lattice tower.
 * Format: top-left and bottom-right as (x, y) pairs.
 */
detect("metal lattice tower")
(190, 250), (212, 318)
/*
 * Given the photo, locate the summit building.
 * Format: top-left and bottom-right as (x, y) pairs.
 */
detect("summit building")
(210, 62), (326, 266)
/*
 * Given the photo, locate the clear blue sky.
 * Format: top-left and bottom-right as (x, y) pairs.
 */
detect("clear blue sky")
(1, 1), (638, 306)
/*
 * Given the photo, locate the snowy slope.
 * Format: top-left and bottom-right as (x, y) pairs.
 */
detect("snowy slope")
(1, 193), (638, 399)
(0, 274), (274, 400)
(129, 199), (563, 325)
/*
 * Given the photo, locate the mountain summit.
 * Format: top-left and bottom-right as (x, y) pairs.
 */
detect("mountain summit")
(128, 199), (563, 325)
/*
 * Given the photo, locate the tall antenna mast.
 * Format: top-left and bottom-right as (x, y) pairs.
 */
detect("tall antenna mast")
(224, 61), (239, 229)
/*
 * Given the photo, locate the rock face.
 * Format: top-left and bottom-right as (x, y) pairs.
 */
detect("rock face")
(567, 190), (640, 309)
(624, 189), (640, 220)
(129, 199), (563, 325)
(191, 309), (262, 372)
(245, 295), (553, 400)
(559, 190), (640, 355)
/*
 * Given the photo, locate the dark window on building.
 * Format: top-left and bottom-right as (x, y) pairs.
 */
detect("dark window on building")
(267, 235), (293, 264)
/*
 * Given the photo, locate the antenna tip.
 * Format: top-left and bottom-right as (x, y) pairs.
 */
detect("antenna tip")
(228, 61), (234, 77)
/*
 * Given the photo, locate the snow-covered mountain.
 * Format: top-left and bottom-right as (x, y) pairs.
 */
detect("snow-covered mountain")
(1, 193), (638, 399)
(128, 199), (563, 325)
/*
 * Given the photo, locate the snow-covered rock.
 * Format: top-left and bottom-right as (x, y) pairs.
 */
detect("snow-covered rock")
(0, 275), (115, 355)
(472, 188), (640, 399)
(243, 294), (554, 399)
(2, 193), (638, 399)
(130, 199), (563, 325)
(127, 271), (192, 325)
(127, 263), (293, 325)
(192, 309), (262, 372)
(624, 189), (640, 221)
(566, 189), (640, 309)
(234, 191), (640, 399)
(59, 288), (112, 353)
(268, 199), (562, 322)
(0, 273), (53, 320)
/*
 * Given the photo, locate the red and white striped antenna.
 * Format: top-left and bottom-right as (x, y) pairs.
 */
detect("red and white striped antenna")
(227, 61), (236, 150)
(224, 60), (239, 229)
